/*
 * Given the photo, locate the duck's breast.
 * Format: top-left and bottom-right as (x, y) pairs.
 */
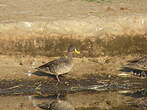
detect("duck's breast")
(55, 60), (73, 75)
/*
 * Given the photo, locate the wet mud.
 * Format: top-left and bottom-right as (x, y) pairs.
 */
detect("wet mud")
(0, 75), (146, 96)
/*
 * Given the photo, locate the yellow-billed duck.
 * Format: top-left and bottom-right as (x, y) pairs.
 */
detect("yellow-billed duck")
(35, 45), (80, 82)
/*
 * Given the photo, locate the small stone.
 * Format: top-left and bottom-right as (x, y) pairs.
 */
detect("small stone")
(19, 62), (23, 65)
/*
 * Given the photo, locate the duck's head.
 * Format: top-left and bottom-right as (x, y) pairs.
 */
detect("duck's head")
(68, 45), (80, 54)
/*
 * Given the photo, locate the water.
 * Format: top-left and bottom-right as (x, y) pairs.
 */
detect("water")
(0, 89), (146, 110)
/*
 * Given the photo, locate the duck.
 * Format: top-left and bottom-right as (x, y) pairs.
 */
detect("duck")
(35, 45), (80, 82)
(127, 55), (147, 70)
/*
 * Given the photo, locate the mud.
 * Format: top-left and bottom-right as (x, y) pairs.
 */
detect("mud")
(0, 0), (147, 57)
(0, 35), (147, 57)
(0, 74), (146, 96)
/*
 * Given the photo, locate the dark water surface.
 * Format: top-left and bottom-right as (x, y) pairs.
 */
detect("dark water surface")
(0, 89), (146, 110)
(0, 75), (146, 110)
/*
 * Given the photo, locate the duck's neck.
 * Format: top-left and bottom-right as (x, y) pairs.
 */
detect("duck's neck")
(67, 52), (73, 60)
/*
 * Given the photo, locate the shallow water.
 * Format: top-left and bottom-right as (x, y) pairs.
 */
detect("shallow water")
(0, 75), (146, 110)
(0, 89), (146, 110)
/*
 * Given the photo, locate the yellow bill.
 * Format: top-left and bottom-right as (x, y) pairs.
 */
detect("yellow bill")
(74, 48), (80, 54)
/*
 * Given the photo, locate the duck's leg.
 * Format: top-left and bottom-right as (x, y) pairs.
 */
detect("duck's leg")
(56, 75), (60, 82)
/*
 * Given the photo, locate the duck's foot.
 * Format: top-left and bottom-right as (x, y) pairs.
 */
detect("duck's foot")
(55, 75), (61, 85)
(56, 75), (60, 82)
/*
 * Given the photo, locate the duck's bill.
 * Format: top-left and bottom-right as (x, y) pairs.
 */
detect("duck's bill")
(74, 48), (80, 54)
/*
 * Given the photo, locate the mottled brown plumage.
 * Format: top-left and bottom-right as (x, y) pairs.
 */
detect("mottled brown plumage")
(127, 55), (147, 70)
(35, 45), (80, 82)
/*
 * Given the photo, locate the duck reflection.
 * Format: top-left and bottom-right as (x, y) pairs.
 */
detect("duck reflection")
(121, 89), (147, 109)
(38, 99), (75, 110)
(28, 94), (75, 110)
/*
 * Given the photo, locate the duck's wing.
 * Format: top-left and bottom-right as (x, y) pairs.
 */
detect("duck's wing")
(35, 57), (68, 73)
(128, 56), (147, 63)
(127, 56), (147, 69)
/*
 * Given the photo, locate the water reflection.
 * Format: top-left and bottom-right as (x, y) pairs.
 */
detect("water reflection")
(121, 89), (147, 109)
(0, 90), (146, 110)
(122, 89), (147, 98)
(31, 94), (75, 110)
(38, 99), (75, 110)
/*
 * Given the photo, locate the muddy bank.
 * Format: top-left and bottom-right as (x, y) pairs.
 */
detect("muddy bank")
(0, 74), (146, 96)
(0, 55), (142, 79)
(0, 34), (147, 56)
(0, 0), (147, 56)
(0, 14), (147, 57)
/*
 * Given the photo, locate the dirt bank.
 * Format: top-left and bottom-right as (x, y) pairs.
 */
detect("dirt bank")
(0, 55), (137, 80)
(0, 0), (147, 56)
(0, 54), (146, 82)
(0, 0), (147, 37)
